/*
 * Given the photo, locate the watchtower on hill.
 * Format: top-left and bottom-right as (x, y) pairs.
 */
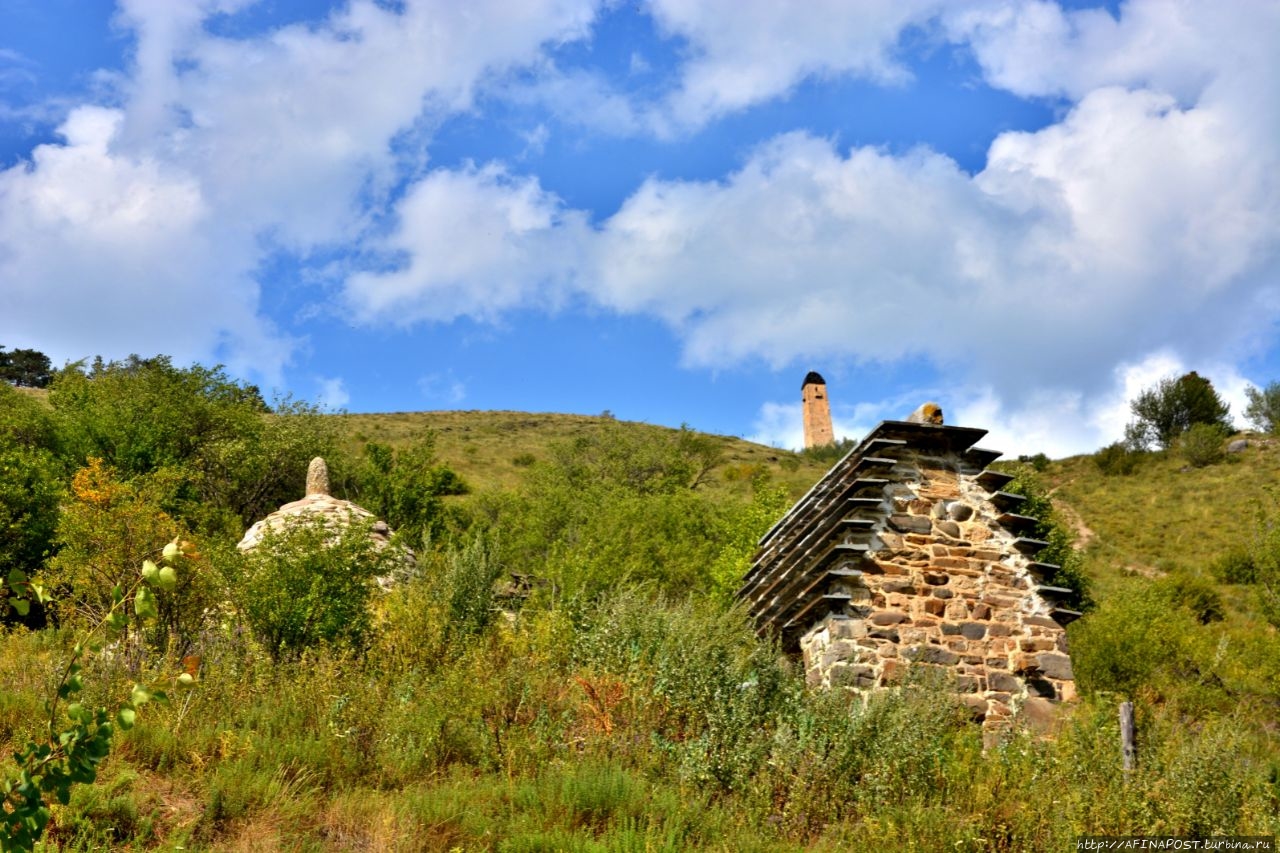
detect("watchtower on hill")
(802, 371), (834, 449)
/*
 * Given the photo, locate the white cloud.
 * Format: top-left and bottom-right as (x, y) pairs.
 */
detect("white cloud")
(3, 0), (1277, 461)
(316, 375), (350, 410)
(748, 402), (803, 450)
(504, 65), (648, 136)
(579, 0), (1280, 456)
(944, 0), (1275, 104)
(0, 0), (600, 380)
(343, 163), (590, 324)
(337, 0), (1280, 458)
(0, 106), (289, 379)
(645, 0), (943, 130)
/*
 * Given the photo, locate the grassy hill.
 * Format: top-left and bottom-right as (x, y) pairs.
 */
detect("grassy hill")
(7, 379), (1280, 849)
(1038, 437), (1280, 605)
(336, 409), (830, 499)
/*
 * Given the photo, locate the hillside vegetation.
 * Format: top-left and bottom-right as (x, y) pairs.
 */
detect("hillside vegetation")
(336, 409), (830, 498)
(2, 362), (1279, 850)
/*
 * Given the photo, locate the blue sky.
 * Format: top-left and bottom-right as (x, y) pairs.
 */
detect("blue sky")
(2, 0), (1277, 457)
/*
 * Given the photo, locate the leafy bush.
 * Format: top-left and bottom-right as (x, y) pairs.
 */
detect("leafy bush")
(352, 436), (468, 548)
(799, 437), (854, 465)
(1069, 583), (1205, 698)
(1178, 422), (1227, 468)
(49, 357), (344, 539)
(1243, 381), (1280, 434)
(2, 541), (194, 852)
(1154, 573), (1225, 624)
(45, 458), (212, 650)
(0, 386), (64, 607)
(442, 534), (502, 641)
(1209, 549), (1257, 585)
(231, 517), (404, 661)
(1093, 441), (1140, 476)
(50, 356), (265, 476)
(1018, 452), (1051, 472)
(1126, 371), (1232, 450)
(487, 424), (740, 599)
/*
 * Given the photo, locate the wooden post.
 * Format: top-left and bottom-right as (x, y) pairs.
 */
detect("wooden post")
(1119, 701), (1136, 774)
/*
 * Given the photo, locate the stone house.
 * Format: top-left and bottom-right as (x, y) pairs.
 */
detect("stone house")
(739, 419), (1079, 735)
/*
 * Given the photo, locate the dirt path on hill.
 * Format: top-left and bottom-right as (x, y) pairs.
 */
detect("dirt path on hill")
(1045, 485), (1096, 549)
(1046, 483), (1165, 578)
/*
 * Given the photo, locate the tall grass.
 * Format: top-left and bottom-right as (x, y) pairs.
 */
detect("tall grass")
(8, 566), (1277, 850)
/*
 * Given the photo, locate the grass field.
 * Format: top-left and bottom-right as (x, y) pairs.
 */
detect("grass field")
(336, 409), (830, 499)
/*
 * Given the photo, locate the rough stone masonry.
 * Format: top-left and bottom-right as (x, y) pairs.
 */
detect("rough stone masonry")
(739, 419), (1079, 736)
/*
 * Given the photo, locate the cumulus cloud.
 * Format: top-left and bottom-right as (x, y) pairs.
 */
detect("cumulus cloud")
(0, 0), (600, 379)
(0, 106), (288, 378)
(3, 0), (1278, 458)
(645, 0), (942, 130)
(578, 0), (1280, 453)
(343, 163), (590, 324)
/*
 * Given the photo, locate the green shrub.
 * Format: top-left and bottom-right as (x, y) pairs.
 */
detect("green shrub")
(572, 593), (796, 792)
(0, 386), (65, 611)
(1069, 583), (1207, 698)
(1093, 441), (1140, 476)
(1018, 452), (1051, 471)
(231, 517), (404, 661)
(352, 436), (468, 547)
(443, 534), (502, 641)
(45, 459), (217, 651)
(1209, 549), (1257, 585)
(1154, 573), (1225, 624)
(1243, 381), (1280, 434)
(488, 424), (747, 599)
(1243, 496), (1280, 629)
(1178, 423), (1227, 468)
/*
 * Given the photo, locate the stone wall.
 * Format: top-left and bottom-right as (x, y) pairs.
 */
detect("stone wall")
(741, 422), (1077, 738)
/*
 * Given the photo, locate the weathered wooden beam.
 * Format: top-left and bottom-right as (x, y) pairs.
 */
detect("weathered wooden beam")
(1025, 561), (1061, 580)
(963, 447), (1002, 468)
(1120, 701), (1136, 773)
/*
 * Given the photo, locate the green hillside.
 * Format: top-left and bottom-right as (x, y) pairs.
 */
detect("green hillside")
(336, 409), (830, 498)
(1046, 440), (1280, 578)
(3, 366), (1280, 850)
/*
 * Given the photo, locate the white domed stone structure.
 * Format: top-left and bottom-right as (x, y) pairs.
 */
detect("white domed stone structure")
(237, 457), (416, 586)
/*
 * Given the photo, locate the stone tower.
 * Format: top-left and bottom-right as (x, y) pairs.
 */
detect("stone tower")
(802, 371), (835, 448)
